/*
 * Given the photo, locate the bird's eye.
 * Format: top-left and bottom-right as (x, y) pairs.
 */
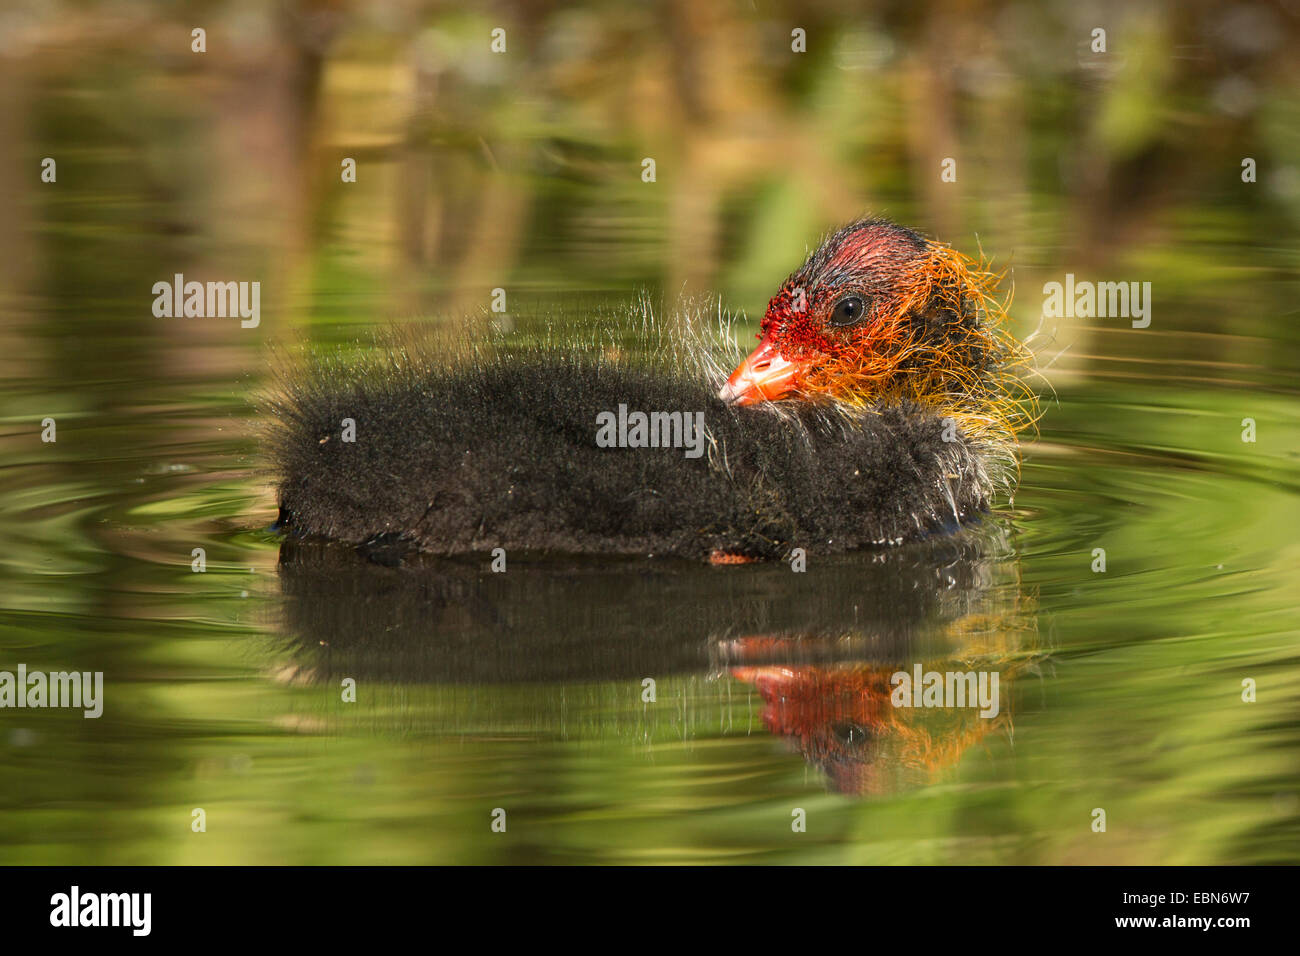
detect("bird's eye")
(828, 296), (868, 327)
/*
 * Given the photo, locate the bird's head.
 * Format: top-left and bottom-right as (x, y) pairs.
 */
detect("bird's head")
(720, 218), (1031, 445)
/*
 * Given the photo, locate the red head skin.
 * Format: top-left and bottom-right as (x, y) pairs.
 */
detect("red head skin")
(720, 219), (952, 407)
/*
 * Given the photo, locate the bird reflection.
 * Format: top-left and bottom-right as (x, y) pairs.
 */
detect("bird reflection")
(720, 643), (1031, 797)
(273, 528), (1039, 796)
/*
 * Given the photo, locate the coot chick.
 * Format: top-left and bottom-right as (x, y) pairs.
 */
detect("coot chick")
(266, 219), (1033, 562)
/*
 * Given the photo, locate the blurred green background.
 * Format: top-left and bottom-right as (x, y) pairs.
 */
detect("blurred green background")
(0, 0), (1298, 864)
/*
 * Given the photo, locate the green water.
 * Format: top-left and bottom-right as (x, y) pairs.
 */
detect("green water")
(1, 2), (1299, 865)
(4, 364), (1296, 864)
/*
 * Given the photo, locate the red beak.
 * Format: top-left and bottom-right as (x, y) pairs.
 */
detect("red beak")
(718, 334), (811, 405)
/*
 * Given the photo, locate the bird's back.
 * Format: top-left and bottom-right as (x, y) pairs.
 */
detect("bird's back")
(268, 350), (993, 561)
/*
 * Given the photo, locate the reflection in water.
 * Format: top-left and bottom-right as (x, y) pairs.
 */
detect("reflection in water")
(724, 651), (1025, 797)
(275, 528), (1040, 796)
